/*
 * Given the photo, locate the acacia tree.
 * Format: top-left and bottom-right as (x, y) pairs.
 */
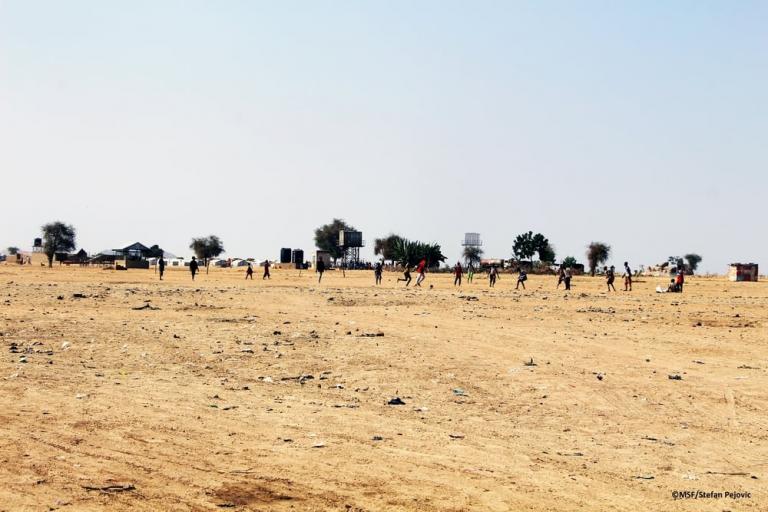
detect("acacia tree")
(190, 235), (225, 273)
(463, 245), (484, 267)
(41, 222), (76, 268)
(684, 253), (702, 273)
(586, 242), (611, 276)
(314, 218), (354, 264)
(6, 247), (20, 256)
(373, 234), (403, 265)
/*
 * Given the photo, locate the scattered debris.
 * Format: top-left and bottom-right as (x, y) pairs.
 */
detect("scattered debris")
(387, 397), (406, 405)
(452, 388), (466, 396)
(132, 303), (159, 311)
(83, 483), (135, 493)
(524, 358), (537, 367)
(668, 374), (683, 380)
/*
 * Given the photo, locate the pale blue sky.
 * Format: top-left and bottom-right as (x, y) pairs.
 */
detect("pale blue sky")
(1, 1), (766, 272)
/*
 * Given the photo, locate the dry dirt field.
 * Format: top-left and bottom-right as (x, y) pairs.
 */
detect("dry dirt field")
(1, 262), (766, 511)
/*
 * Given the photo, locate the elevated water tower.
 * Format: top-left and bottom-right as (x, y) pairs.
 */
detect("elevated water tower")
(462, 232), (482, 265)
(339, 230), (364, 267)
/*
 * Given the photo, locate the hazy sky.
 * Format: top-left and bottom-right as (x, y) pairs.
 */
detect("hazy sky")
(1, 1), (766, 273)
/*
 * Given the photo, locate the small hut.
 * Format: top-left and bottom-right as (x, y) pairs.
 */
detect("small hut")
(728, 263), (758, 282)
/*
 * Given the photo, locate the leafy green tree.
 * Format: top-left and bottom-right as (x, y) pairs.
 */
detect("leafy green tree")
(373, 234), (403, 265)
(148, 245), (165, 258)
(513, 231), (553, 263)
(190, 235), (225, 272)
(561, 256), (578, 268)
(462, 245), (484, 267)
(392, 238), (446, 268)
(537, 242), (556, 264)
(586, 242), (611, 276)
(41, 222), (76, 268)
(513, 231), (537, 262)
(684, 253), (702, 273)
(6, 247), (20, 256)
(314, 219), (354, 264)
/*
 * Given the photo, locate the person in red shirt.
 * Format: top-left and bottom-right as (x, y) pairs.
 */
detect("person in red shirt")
(415, 258), (427, 287)
(453, 261), (463, 286)
(675, 270), (685, 292)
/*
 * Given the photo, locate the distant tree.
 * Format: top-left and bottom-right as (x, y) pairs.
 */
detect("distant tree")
(561, 256), (578, 268)
(586, 242), (611, 276)
(373, 234), (403, 265)
(148, 245), (164, 258)
(513, 231), (553, 263)
(684, 253), (702, 273)
(6, 246), (20, 256)
(41, 222), (77, 268)
(537, 241), (556, 264)
(190, 235), (225, 273)
(314, 218), (354, 264)
(667, 255), (685, 273)
(463, 245), (484, 267)
(392, 238), (446, 268)
(513, 231), (537, 262)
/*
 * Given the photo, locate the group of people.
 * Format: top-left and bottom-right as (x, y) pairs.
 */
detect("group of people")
(602, 261), (634, 292)
(157, 256), (687, 295)
(156, 256), (271, 282)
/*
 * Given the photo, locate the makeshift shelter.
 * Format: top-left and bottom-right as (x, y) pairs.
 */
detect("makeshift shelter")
(729, 263), (758, 282)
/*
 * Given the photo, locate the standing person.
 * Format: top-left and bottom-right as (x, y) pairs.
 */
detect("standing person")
(564, 266), (573, 290)
(414, 258), (427, 287)
(374, 261), (383, 285)
(556, 265), (565, 289)
(453, 261), (463, 286)
(397, 266), (412, 286)
(489, 265), (498, 287)
(158, 255), (166, 281)
(245, 262), (254, 280)
(316, 258), (326, 283)
(676, 269), (685, 292)
(623, 261), (632, 291)
(263, 260), (271, 280)
(189, 256), (199, 281)
(606, 265), (616, 292)
(467, 262), (475, 283)
(516, 268), (527, 290)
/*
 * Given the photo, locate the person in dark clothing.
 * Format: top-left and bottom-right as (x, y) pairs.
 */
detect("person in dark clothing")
(263, 260), (271, 280)
(606, 265), (616, 292)
(190, 256), (199, 281)
(564, 267), (572, 290)
(316, 259), (326, 283)
(516, 269), (527, 290)
(489, 265), (499, 287)
(397, 267), (412, 286)
(556, 265), (565, 288)
(453, 261), (463, 286)
(246, 262), (254, 279)
(374, 261), (383, 285)
(158, 256), (165, 280)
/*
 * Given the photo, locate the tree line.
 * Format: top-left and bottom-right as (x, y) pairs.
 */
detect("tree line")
(17, 219), (702, 275)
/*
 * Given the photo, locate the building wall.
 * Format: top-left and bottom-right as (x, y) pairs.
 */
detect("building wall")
(729, 264), (759, 282)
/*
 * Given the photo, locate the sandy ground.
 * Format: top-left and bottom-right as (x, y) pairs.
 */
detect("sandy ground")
(0, 262), (766, 511)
